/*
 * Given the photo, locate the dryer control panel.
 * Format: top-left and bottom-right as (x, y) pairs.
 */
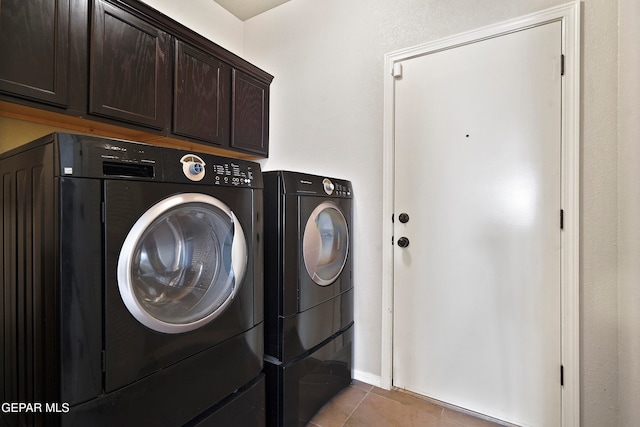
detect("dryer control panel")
(279, 171), (352, 198)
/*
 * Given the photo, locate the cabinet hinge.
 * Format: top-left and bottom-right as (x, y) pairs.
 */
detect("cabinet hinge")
(560, 364), (564, 386)
(560, 209), (564, 230)
(561, 54), (565, 76)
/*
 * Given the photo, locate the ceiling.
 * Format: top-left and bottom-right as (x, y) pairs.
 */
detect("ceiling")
(213, 0), (290, 21)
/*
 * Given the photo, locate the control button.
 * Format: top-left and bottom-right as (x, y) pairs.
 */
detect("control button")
(180, 154), (206, 181)
(322, 178), (335, 195)
(189, 163), (204, 175)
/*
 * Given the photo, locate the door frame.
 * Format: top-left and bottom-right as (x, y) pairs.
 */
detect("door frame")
(380, 2), (581, 426)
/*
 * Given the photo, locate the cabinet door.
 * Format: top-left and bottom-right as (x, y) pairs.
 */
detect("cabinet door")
(231, 70), (269, 156)
(89, 0), (170, 130)
(173, 40), (230, 146)
(0, 0), (70, 106)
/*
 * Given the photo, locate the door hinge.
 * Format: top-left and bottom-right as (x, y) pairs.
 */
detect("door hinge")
(560, 209), (564, 230)
(392, 62), (403, 79)
(560, 54), (565, 76)
(560, 364), (564, 386)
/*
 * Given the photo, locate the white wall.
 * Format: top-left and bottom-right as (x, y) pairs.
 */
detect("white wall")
(241, 0), (620, 425)
(139, 0), (244, 55)
(617, 0), (640, 426)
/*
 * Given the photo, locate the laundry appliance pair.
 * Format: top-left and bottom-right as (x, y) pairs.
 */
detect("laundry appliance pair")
(0, 133), (264, 426)
(263, 171), (355, 426)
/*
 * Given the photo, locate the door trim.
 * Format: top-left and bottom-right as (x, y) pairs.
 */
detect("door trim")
(380, 2), (580, 426)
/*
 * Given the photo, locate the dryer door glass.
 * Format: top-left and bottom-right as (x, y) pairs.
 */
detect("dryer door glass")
(303, 201), (349, 286)
(117, 193), (247, 334)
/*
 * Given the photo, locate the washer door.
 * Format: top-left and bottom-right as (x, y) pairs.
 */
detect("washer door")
(117, 193), (247, 334)
(303, 201), (349, 286)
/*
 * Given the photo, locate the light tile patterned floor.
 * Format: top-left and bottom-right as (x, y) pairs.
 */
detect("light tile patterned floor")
(307, 381), (510, 427)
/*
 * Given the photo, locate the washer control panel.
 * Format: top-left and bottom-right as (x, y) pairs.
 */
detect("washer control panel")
(210, 160), (256, 187)
(165, 150), (262, 187)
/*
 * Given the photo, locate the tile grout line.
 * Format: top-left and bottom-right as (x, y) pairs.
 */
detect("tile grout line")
(341, 386), (374, 426)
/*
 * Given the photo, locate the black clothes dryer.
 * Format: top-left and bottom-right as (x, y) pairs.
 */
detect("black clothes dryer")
(263, 171), (354, 427)
(0, 133), (265, 427)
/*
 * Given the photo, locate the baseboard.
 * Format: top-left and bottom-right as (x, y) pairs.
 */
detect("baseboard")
(352, 370), (383, 388)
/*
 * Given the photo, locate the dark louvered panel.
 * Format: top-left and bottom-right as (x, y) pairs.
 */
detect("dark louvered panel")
(16, 168), (28, 427)
(31, 164), (50, 427)
(2, 170), (16, 424)
(0, 146), (57, 427)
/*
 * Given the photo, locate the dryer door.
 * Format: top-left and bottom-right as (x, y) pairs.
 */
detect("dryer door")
(117, 193), (247, 333)
(303, 201), (349, 286)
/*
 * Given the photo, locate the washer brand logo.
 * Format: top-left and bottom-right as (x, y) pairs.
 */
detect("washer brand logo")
(300, 180), (313, 185)
(105, 145), (127, 152)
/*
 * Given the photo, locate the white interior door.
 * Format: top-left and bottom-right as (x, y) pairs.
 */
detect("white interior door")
(392, 21), (562, 427)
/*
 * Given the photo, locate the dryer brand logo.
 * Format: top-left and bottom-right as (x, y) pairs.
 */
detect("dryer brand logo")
(1, 402), (70, 414)
(180, 154), (206, 182)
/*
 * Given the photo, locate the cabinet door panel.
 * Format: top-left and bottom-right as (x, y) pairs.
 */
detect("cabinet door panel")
(173, 40), (230, 145)
(0, 0), (69, 106)
(90, 0), (170, 130)
(231, 70), (269, 156)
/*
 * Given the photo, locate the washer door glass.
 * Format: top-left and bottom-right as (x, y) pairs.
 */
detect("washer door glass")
(117, 193), (247, 334)
(303, 201), (349, 286)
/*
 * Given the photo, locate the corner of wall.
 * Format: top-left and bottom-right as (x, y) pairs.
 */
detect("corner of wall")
(617, 0), (640, 425)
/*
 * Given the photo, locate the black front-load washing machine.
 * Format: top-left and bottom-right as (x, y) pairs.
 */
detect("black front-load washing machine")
(0, 133), (265, 426)
(263, 171), (354, 427)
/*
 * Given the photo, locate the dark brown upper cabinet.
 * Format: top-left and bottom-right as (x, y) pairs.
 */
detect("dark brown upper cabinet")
(0, 0), (70, 107)
(89, 0), (171, 130)
(231, 70), (269, 157)
(173, 40), (231, 146)
(1, 0), (272, 157)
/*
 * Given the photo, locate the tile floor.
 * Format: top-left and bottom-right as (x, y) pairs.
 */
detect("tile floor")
(308, 381), (510, 427)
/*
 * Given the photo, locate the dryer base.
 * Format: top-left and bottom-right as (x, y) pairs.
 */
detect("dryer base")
(265, 324), (353, 427)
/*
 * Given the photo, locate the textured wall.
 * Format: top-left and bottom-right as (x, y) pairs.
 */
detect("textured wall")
(242, 0), (620, 424)
(579, 1), (619, 425)
(139, 0), (244, 54)
(618, 0), (640, 425)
